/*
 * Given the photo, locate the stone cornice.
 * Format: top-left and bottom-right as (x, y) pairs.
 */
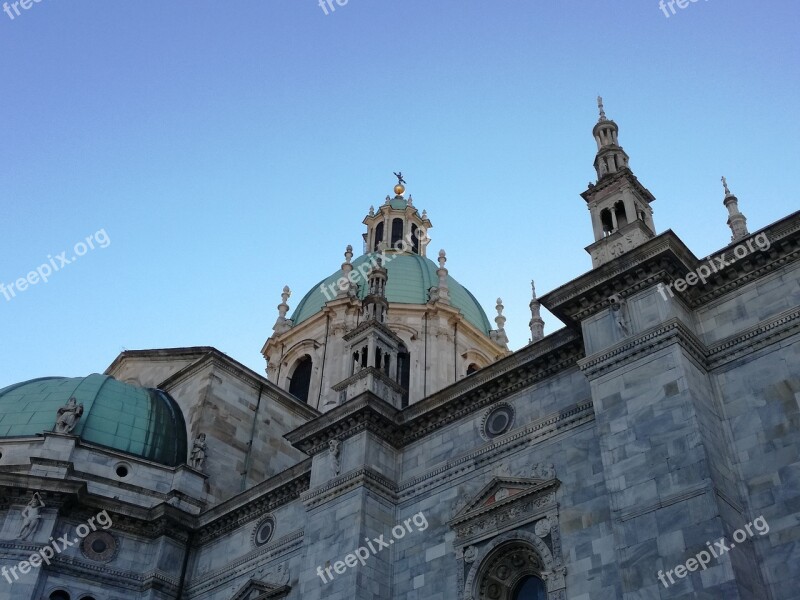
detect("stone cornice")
(285, 392), (402, 454)
(0, 473), (195, 542)
(449, 478), (559, 527)
(578, 318), (707, 379)
(300, 467), (399, 509)
(185, 530), (303, 596)
(284, 329), (585, 452)
(541, 211), (800, 326)
(579, 307), (800, 378)
(343, 318), (404, 345)
(398, 330), (585, 444)
(580, 167), (655, 203)
(706, 306), (800, 368)
(397, 400), (593, 501)
(331, 366), (406, 394)
(194, 459), (311, 544)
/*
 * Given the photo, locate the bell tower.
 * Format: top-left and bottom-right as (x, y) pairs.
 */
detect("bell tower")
(583, 97), (657, 268)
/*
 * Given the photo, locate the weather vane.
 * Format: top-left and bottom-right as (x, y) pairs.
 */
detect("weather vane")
(393, 171), (406, 186)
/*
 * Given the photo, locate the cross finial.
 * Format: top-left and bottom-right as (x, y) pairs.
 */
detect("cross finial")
(597, 95), (606, 121)
(721, 176), (731, 196)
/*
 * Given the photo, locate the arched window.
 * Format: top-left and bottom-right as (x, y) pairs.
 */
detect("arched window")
(288, 355), (313, 403)
(513, 576), (547, 600)
(49, 592), (71, 600)
(613, 200), (628, 229)
(410, 224), (419, 254)
(373, 222), (384, 252)
(397, 348), (410, 408)
(600, 208), (613, 235)
(390, 218), (404, 249)
(467, 363), (480, 376)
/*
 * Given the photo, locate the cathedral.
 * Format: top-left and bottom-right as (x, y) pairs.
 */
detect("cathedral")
(1, 101), (798, 600)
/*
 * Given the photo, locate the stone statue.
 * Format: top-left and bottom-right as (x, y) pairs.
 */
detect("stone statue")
(329, 439), (340, 477)
(17, 492), (45, 540)
(189, 433), (207, 470)
(54, 397), (84, 434)
(609, 294), (630, 336)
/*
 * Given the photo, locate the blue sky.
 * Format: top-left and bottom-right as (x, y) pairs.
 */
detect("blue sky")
(1, 0), (798, 387)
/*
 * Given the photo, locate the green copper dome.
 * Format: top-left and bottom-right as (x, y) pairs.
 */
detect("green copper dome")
(0, 374), (187, 467)
(291, 252), (492, 334)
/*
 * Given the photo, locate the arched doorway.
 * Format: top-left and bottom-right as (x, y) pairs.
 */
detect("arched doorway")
(512, 576), (547, 600)
(464, 531), (565, 600)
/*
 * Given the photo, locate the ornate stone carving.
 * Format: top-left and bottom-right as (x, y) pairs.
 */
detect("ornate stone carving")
(17, 492), (45, 540)
(534, 517), (551, 537)
(54, 397), (83, 434)
(189, 433), (207, 470)
(328, 439), (341, 477)
(529, 463), (555, 480)
(464, 545), (478, 563)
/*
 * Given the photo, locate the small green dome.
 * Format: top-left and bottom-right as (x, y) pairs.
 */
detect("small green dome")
(0, 374), (187, 467)
(291, 252), (492, 334)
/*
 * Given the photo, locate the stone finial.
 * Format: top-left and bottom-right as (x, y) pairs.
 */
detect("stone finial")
(430, 249), (450, 304)
(490, 298), (509, 347)
(17, 492), (45, 540)
(54, 397), (83, 434)
(529, 279), (545, 343)
(721, 176), (731, 197)
(721, 176), (749, 242)
(189, 433), (207, 471)
(369, 205), (375, 217)
(273, 286), (293, 334)
(341, 244), (355, 294)
(598, 95), (606, 121)
(385, 195), (391, 204)
(408, 195), (413, 206)
(421, 209), (427, 219)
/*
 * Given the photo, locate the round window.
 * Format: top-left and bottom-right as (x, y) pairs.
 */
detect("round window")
(253, 515), (276, 547)
(482, 403), (515, 439)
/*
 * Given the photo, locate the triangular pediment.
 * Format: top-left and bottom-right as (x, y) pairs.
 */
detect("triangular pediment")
(450, 476), (558, 525)
(230, 579), (289, 600)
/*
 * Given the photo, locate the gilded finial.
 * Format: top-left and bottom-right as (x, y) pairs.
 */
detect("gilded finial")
(393, 171), (406, 196)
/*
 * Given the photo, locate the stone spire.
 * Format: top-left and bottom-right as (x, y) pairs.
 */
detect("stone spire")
(529, 280), (544, 343)
(273, 286), (293, 334)
(582, 98), (657, 268)
(490, 298), (509, 348)
(429, 249), (450, 304)
(592, 96), (630, 180)
(362, 259), (389, 323)
(722, 176), (749, 242)
(338, 245), (356, 298)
